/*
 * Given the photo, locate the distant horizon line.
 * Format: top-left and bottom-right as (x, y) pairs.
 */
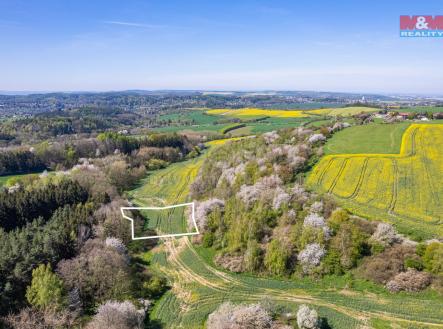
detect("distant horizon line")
(0, 89), (442, 97)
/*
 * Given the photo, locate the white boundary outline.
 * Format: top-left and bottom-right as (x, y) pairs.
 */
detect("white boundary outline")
(120, 202), (199, 240)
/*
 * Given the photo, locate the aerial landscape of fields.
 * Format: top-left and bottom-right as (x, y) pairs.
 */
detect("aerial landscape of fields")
(1, 1), (443, 328)
(1, 100), (443, 328)
(125, 134), (443, 329)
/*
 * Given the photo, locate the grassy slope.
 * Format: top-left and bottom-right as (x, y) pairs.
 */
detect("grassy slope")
(127, 139), (443, 329)
(324, 123), (411, 155)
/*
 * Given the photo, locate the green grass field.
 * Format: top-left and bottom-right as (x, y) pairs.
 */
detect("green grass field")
(127, 139), (443, 329)
(152, 110), (310, 135)
(0, 172), (42, 187)
(159, 111), (220, 125)
(0, 175), (11, 186)
(248, 117), (310, 134)
(399, 106), (443, 113)
(153, 110), (229, 133)
(324, 123), (411, 155)
(141, 207), (190, 236)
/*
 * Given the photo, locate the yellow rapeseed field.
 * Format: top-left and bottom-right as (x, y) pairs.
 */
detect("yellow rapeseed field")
(206, 106), (378, 118)
(307, 106), (379, 116)
(307, 124), (443, 237)
(206, 108), (308, 118)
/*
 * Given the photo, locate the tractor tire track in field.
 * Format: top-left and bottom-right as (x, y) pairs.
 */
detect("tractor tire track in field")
(327, 158), (349, 193)
(344, 157), (369, 200)
(164, 238), (227, 292)
(316, 158), (334, 187)
(406, 126), (418, 157)
(139, 135), (443, 328)
(417, 131), (440, 208)
(388, 159), (398, 215)
(309, 124), (443, 237)
(160, 236), (443, 328)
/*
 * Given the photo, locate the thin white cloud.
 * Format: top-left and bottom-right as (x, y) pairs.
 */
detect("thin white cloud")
(103, 20), (168, 29)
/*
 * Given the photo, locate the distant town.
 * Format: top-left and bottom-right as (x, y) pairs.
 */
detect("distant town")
(0, 90), (442, 117)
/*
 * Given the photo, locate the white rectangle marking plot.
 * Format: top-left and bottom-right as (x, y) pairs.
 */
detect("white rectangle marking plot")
(120, 202), (199, 240)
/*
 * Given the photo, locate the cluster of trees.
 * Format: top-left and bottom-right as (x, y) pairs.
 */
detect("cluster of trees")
(357, 237), (443, 292)
(191, 125), (443, 293)
(0, 107), (144, 144)
(0, 149), (46, 175)
(97, 131), (193, 155)
(0, 179), (88, 231)
(0, 131), (195, 177)
(0, 170), (167, 328)
(0, 129), (188, 327)
(0, 199), (93, 313)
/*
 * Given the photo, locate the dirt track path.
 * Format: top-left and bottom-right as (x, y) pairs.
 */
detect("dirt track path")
(134, 140), (443, 328)
(159, 236), (443, 329)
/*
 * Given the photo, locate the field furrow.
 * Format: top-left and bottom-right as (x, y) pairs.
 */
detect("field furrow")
(307, 124), (443, 238)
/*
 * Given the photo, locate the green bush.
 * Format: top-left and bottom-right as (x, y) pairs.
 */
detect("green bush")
(264, 239), (291, 276)
(26, 264), (66, 310)
(322, 250), (344, 275)
(404, 257), (424, 271)
(202, 232), (214, 247)
(370, 243), (385, 255)
(423, 242), (443, 275)
(328, 208), (349, 231)
(143, 276), (168, 298)
(220, 123), (246, 134)
(244, 240), (262, 272)
(147, 158), (168, 170)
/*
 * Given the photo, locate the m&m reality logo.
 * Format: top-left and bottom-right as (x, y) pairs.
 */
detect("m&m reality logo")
(400, 15), (443, 37)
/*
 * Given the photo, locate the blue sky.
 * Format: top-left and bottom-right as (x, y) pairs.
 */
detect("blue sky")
(1, 0), (442, 93)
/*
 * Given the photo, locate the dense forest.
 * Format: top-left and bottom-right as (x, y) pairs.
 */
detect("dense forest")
(0, 123), (200, 328)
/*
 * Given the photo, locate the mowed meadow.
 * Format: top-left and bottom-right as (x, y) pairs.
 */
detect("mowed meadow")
(307, 124), (443, 239)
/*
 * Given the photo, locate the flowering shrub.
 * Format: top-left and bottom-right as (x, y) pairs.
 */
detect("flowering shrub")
(369, 223), (401, 247)
(105, 237), (128, 256)
(386, 269), (432, 292)
(87, 300), (145, 329)
(207, 302), (273, 329)
(262, 131), (280, 144)
(297, 243), (326, 274)
(194, 199), (225, 231)
(308, 134), (326, 144)
(296, 305), (320, 329)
